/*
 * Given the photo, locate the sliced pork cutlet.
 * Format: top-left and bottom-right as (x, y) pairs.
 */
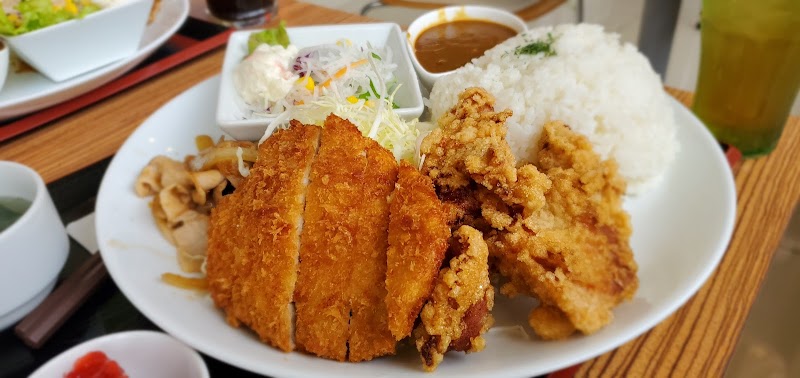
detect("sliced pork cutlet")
(347, 118), (399, 361)
(206, 123), (320, 352)
(414, 225), (495, 372)
(294, 116), (363, 361)
(295, 115), (398, 361)
(386, 160), (450, 341)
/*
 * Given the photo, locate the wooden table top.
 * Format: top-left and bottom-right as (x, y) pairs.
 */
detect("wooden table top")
(2, 1), (799, 376)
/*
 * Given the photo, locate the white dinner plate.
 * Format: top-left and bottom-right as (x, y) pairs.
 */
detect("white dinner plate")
(0, 0), (189, 121)
(96, 76), (736, 377)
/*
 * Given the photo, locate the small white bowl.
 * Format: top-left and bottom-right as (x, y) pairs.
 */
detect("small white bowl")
(29, 331), (210, 378)
(406, 6), (527, 89)
(0, 41), (8, 92)
(0, 161), (69, 331)
(217, 23), (425, 141)
(1, 0), (153, 82)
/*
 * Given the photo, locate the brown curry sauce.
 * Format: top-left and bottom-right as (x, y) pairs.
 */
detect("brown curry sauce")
(414, 20), (517, 73)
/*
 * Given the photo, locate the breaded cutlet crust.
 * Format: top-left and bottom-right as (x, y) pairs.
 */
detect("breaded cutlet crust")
(347, 117), (398, 361)
(414, 225), (494, 372)
(386, 160), (450, 340)
(295, 115), (398, 361)
(295, 117), (365, 361)
(206, 124), (320, 352)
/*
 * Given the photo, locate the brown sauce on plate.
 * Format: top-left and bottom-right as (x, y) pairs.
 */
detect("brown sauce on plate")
(414, 20), (517, 73)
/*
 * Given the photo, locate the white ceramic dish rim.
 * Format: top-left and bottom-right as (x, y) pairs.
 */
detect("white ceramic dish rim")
(0, 41), (8, 91)
(216, 23), (425, 139)
(3, 0), (149, 41)
(0, 0), (189, 120)
(0, 161), (41, 241)
(96, 76), (736, 377)
(0, 161), (68, 330)
(405, 5), (528, 86)
(28, 330), (209, 378)
(3, 0), (154, 82)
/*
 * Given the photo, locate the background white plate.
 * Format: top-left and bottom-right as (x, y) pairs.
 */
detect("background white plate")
(96, 76), (736, 377)
(217, 23), (425, 141)
(0, 0), (189, 121)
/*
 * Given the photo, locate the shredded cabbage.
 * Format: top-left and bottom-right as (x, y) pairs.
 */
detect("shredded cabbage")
(253, 39), (428, 162)
(260, 90), (425, 162)
(235, 147), (250, 177)
(248, 39), (399, 117)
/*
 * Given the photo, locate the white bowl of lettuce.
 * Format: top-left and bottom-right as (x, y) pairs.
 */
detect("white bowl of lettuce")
(217, 22), (425, 150)
(0, 0), (153, 82)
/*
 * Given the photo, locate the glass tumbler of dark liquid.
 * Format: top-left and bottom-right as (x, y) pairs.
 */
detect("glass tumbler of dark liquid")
(205, 0), (278, 28)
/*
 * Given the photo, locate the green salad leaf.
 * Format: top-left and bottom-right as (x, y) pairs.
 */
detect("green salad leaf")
(0, 0), (101, 36)
(247, 20), (290, 54)
(0, 12), (16, 35)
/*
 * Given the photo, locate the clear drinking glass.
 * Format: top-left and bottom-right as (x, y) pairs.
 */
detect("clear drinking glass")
(205, 0), (278, 28)
(692, 0), (800, 157)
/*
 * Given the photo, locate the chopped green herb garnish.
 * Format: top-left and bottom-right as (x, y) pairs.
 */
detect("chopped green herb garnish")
(514, 33), (556, 57)
(357, 92), (371, 100)
(371, 52), (382, 60)
(369, 79), (380, 98)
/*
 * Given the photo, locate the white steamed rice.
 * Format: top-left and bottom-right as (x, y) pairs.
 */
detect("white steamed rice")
(429, 23), (678, 194)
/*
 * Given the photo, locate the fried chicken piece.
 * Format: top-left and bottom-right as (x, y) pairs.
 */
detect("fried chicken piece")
(386, 161), (450, 341)
(295, 115), (397, 361)
(528, 305), (577, 340)
(414, 226), (494, 372)
(206, 123), (320, 352)
(489, 121), (638, 338)
(435, 183), (483, 229)
(475, 187), (514, 230)
(423, 87), (637, 339)
(421, 87), (548, 214)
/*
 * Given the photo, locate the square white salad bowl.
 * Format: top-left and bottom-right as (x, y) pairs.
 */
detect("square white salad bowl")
(2, 0), (153, 82)
(217, 23), (425, 141)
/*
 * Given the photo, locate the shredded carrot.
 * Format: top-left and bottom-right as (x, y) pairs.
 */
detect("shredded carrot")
(320, 59), (368, 88)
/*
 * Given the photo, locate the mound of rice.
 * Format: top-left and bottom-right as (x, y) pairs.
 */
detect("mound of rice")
(429, 23), (678, 194)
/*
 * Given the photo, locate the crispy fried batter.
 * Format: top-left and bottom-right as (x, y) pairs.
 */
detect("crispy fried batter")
(528, 305), (576, 340)
(422, 88), (638, 340)
(489, 121), (638, 338)
(435, 183), (483, 229)
(294, 116), (364, 361)
(347, 118), (398, 362)
(295, 115), (398, 361)
(206, 123), (320, 352)
(386, 161), (450, 341)
(414, 226), (494, 372)
(421, 88), (548, 214)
